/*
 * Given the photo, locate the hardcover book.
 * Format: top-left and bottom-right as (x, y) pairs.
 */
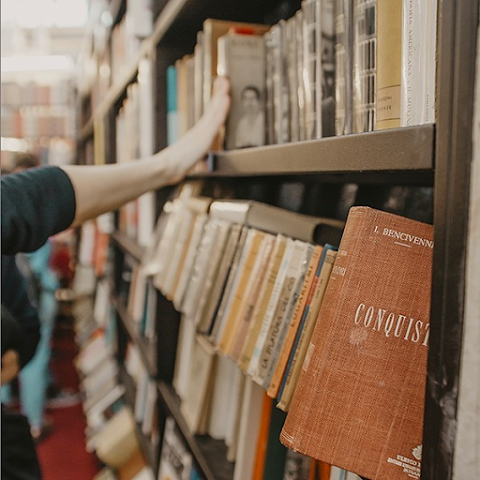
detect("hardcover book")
(217, 32), (267, 150)
(281, 207), (434, 480)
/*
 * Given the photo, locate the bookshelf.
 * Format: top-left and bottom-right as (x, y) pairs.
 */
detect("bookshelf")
(75, 0), (478, 479)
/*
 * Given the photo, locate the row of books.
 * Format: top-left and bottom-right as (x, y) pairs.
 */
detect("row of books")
(71, 261), (156, 480)
(137, 187), (433, 479)
(167, 0), (437, 151)
(110, 0), (153, 85)
(115, 59), (156, 247)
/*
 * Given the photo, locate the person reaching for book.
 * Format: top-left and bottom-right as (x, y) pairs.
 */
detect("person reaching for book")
(1, 75), (230, 480)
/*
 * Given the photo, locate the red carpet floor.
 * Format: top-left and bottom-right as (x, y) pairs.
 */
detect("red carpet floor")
(36, 323), (100, 480)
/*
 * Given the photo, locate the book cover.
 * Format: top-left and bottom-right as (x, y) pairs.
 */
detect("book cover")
(217, 32), (267, 150)
(376, 0), (402, 130)
(202, 19), (270, 111)
(281, 207), (433, 480)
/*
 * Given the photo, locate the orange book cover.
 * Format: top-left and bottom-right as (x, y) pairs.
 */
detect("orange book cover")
(251, 393), (273, 480)
(281, 207), (433, 480)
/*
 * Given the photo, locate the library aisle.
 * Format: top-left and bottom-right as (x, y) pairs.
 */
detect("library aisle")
(2, 0), (479, 480)
(36, 320), (100, 480)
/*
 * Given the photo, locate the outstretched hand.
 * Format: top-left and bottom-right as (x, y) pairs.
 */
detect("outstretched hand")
(161, 75), (231, 183)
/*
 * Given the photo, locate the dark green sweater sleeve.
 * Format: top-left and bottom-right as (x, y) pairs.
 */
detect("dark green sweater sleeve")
(1, 167), (76, 255)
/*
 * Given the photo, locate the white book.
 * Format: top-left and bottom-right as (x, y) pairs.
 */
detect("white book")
(225, 367), (246, 462)
(172, 315), (196, 400)
(193, 220), (232, 330)
(181, 219), (219, 319)
(148, 200), (184, 280)
(258, 242), (314, 388)
(161, 208), (196, 298)
(207, 354), (238, 440)
(213, 228), (258, 346)
(401, 0), (428, 127)
(424, 0), (438, 123)
(173, 213), (209, 311)
(247, 238), (294, 378)
(232, 377), (264, 480)
(180, 335), (216, 434)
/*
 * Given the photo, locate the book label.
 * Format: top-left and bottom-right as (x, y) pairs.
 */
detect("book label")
(376, 85), (401, 122)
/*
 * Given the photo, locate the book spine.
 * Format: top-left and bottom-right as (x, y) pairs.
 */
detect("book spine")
(247, 239), (294, 377)
(352, 0), (376, 133)
(203, 225), (243, 336)
(253, 242), (310, 387)
(262, 244), (315, 389)
(210, 227), (249, 344)
(424, 0), (438, 124)
(237, 236), (288, 372)
(277, 247), (337, 411)
(229, 235), (276, 362)
(400, 0), (427, 127)
(296, 10), (307, 142)
(320, 0), (336, 138)
(376, 0), (403, 130)
(335, 0), (354, 135)
(218, 230), (266, 353)
(267, 245), (322, 398)
(302, 0), (322, 140)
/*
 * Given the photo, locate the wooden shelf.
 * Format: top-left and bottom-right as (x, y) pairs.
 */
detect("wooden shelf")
(119, 366), (159, 471)
(111, 231), (146, 263)
(200, 124), (435, 182)
(113, 296), (157, 378)
(158, 381), (234, 480)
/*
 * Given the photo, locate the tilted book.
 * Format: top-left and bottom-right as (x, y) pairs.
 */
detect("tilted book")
(208, 199), (344, 244)
(281, 207), (434, 480)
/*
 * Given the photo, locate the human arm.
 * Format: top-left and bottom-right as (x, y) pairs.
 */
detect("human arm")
(64, 76), (230, 226)
(1, 77), (230, 255)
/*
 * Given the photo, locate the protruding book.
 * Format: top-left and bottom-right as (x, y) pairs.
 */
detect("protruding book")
(281, 207), (433, 480)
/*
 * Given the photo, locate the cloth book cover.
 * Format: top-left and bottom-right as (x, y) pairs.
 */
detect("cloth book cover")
(281, 206), (433, 480)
